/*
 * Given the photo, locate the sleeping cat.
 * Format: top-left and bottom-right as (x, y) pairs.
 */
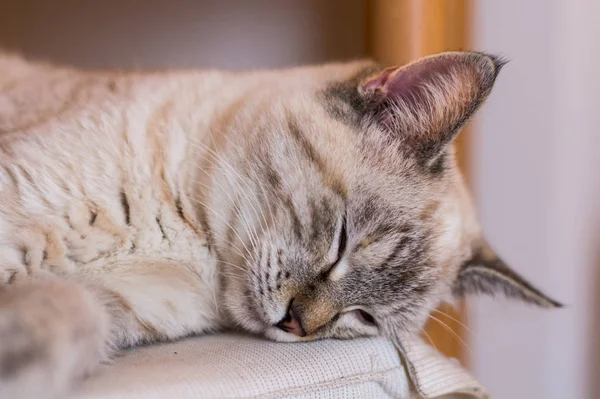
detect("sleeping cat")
(0, 51), (559, 399)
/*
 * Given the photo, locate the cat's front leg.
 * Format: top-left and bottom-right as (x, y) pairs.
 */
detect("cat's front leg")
(0, 278), (112, 399)
(0, 257), (221, 399)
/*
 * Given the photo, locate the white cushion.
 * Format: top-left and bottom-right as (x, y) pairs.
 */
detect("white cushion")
(72, 334), (412, 399)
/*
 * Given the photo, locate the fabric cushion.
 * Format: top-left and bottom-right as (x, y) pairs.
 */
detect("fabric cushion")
(72, 334), (412, 399)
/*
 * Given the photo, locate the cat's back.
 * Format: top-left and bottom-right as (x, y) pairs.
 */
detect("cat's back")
(0, 54), (367, 284)
(0, 54), (221, 282)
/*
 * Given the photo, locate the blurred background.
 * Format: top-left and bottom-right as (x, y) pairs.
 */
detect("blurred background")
(1, 0), (598, 398)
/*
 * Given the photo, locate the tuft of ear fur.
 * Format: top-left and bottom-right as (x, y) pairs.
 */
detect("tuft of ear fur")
(359, 52), (505, 165)
(453, 240), (562, 308)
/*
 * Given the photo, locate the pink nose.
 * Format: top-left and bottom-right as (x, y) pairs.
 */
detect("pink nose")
(275, 303), (306, 337)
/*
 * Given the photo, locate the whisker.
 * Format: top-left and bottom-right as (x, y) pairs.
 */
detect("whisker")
(209, 234), (249, 262)
(255, 176), (276, 233)
(195, 129), (270, 238)
(427, 313), (471, 354)
(216, 259), (247, 273)
(430, 307), (478, 340)
(189, 134), (268, 238)
(399, 318), (440, 352)
(419, 326), (439, 353)
(188, 196), (252, 257)
(219, 272), (246, 284)
(195, 165), (262, 254)
(420, 304), (478, 341)
(189, 165), (260, 252)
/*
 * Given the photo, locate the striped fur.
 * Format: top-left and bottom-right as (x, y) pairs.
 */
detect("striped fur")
(0, 52), (558, 398)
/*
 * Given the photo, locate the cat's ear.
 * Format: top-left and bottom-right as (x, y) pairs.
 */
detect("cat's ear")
(453, 240), (562, 308)
(359, 52), (505, 164)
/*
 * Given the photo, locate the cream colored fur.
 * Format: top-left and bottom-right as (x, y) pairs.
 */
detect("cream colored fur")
(0, 52), (559, 399)
(0, 54), (376, 398)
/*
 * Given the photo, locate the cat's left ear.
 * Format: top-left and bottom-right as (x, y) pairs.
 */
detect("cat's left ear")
(359, 52), (504, 165)
(452, 240), (562, 308)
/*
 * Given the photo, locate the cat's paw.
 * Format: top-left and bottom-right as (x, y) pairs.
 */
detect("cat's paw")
(0, 264), (27, 285)
(0, 279), (109, 399)
(0, 309), (60, 399)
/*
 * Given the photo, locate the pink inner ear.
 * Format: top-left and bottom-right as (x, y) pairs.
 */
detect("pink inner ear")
(362, 57), (459, 108)
(357, 53), (499, 161)
(362, 67), (397, 91)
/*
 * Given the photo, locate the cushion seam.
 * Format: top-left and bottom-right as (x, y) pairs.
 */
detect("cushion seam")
(237, 366), (407, 399)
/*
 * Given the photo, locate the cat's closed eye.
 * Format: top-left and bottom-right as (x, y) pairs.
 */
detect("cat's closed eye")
(323, 217), (347, 279)
(353, 309), (377, 327)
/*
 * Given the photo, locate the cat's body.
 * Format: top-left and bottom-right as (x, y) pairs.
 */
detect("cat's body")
(0, 56), (225, 339)
(0, 53), (559, 399)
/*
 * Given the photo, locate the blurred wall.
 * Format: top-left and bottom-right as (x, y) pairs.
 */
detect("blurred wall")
(472, 0), (600, 398)
(0, 0), (366, 69)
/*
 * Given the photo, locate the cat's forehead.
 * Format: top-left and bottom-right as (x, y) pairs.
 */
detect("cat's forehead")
(250, 61), (470, 244)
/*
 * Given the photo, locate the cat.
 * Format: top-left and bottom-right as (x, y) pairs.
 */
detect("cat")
(0, 51), (560, 399)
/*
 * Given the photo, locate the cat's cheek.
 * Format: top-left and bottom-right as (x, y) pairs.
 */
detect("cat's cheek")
(332, 312), (379, 339)
(222, 280), (266, 334)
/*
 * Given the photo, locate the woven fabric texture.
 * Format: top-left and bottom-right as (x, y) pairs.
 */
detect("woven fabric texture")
(72, 334), (412, 399)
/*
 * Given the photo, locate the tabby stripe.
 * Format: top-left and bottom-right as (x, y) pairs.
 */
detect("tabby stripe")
(308, 197), (335, 244)
(286, 116), (347, 199)
(120, 191), (131, 225)
(3, 166), (20, 192)
(287, 117), (327, 173)
(225, 205), (240, 256)
(263, 161), (282, 191)
(175, 197), (185, 220)
(282, 195), (302, 240)
(17, 165), (35, 186)
(156, 217), (167, 240)
(193, 195), (215, 251)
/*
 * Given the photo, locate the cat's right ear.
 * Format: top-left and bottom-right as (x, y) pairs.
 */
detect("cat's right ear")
(452, 240), (562, 308)
(356, 52), (504, 166)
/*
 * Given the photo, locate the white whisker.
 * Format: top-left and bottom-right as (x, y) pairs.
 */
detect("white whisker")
(189, 132), (268, 238)
(420, 326), (439, 353)
(189, 172), (259, 252)
(188, 196), (252, 257)
(430, 306), (478, 340)
(427, 313), (471, 354)
(217, 259), (247, 273)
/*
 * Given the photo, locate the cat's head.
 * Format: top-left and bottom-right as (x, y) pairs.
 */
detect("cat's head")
(204, 52), (561, 342)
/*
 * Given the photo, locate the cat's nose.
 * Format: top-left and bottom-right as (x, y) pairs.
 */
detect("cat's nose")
(275, 302), (306, 337)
